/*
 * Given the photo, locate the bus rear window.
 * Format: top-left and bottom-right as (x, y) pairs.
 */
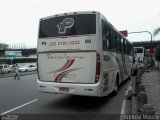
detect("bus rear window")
(135, 48), (143, 53)
(39, 14), (96, 38)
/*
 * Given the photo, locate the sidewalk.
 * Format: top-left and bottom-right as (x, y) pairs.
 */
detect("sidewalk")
(141, 69), (160, 113)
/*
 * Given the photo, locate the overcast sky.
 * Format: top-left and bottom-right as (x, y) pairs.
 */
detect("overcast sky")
(0, 0), (160, 47)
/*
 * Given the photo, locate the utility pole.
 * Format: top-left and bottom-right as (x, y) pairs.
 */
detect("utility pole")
(128, 31), (153, 69)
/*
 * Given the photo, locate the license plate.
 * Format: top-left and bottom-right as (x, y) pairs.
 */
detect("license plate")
(59, 87), (69, 92)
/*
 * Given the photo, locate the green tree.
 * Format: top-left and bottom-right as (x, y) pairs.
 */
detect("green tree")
(155, 45), (160, 62)
(154, 28), (160, 62)
(0, 43), (8, 50)
(153, 27), (160, 37)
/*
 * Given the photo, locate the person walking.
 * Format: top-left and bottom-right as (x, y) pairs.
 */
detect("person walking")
(14, 64), (20, 80)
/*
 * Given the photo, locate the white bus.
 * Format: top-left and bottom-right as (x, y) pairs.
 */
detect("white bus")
(37, 11), (133, 97)
(132, 47), (146, 74)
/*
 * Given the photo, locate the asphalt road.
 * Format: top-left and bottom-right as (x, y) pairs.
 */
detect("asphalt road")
(0, 74), (132, 120)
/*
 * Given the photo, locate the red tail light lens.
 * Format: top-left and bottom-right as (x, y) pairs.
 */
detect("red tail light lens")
(37, 54), (40, 80)
(95, 53), (100, 83)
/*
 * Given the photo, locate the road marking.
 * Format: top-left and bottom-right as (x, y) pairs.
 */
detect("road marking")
(1, 99), (39, 115)
(120, 89), (129, 120)
(120, 99), (127, 120)
(121, 79), (133, 114)
(121, 91), (128, 114)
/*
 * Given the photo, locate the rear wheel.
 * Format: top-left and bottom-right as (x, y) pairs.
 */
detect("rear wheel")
(112, 75), (119, 96)
(131, 68), (134, 76)
(7, 71), (11, 74)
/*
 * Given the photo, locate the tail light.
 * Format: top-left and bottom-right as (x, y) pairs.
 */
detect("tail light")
(95, 53), (100, 83)
(37, 54), (40, 80)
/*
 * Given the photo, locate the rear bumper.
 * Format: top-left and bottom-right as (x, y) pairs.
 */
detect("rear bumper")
(37, 79), (104, 97)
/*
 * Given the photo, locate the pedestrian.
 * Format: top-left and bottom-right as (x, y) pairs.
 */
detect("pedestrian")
(14, 64), (20, 80)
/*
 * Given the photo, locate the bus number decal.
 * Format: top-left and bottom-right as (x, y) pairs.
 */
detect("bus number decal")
(49, 41), (80, 47)
(49, 42), (57, 46)
(85, 39), (91, 43)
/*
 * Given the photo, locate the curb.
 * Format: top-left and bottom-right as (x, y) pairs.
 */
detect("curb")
(131, 68), (157, 115)
(131, 78), (137, 114)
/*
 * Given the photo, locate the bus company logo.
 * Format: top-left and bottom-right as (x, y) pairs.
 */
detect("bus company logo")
(57, 18), (74, 34)
(47, 53), (85, 60)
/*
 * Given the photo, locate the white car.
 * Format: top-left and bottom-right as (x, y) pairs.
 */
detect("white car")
(18, 64), (37, 72)
(0, 64), (12, 74)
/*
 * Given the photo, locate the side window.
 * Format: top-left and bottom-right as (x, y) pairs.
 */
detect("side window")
(30, 65), (35, 67)
(102, 21), (107, 50)
(102, 21), (131, 54)
(127, 41), (130, 54)
(102, 21), (110, 50)
(115, 33), (118, 51)
(124, 39), (127, 54)
(4, 65), (7, 68)
(111, 31), (116, 51)
(117, 35), (121, 52)
(126, 41), (128, 54)
(106, 27), (110, 49)
(121, 38), (124, 52)
(33, 65), (36, 67)
(108, 27), (112, 49)
(129, 43), (133, 54)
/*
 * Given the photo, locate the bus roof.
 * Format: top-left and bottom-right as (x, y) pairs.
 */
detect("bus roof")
(40, 11), (99, 21)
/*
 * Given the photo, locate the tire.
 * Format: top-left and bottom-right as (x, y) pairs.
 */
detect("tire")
(7, 71), (11, 74)
(25, 69), (28, 72)
(131, 69), (137, 76)
(112, 75), (119, 96)
(131, 69), (134, 76)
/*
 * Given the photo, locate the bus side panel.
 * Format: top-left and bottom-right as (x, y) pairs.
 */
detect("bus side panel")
(102, 52), (119, 93)
(102, 52), (132, 93)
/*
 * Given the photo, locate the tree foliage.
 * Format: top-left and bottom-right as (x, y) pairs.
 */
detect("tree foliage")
(155, 44), (160, 62)
(0, 43), (8, 50)
(154, 27), (160, 62)
(153, 27), (160, 37)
